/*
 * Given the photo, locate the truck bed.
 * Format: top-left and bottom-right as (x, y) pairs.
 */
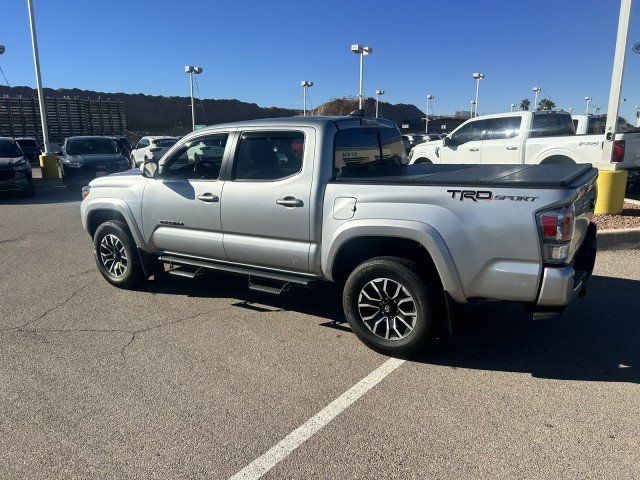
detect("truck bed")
(334, 164), (596, 188)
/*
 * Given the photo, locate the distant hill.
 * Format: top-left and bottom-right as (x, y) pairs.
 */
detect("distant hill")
(313, 97), (425, 127)
(0, 85), (298, 137)
(0, 86), (426, 138)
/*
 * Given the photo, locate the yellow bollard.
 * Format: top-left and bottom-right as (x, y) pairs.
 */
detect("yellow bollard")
(594, 169), (627, 215)
(39, 154), (60, 179)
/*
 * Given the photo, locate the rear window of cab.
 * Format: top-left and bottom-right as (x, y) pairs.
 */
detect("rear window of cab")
(334, 127), (406, 178)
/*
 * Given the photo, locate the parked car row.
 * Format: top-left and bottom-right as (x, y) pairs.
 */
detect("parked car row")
(0, 137), (35, 196)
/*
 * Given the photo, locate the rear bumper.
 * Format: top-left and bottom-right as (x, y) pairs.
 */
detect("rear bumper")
(536, 223), (597, 307)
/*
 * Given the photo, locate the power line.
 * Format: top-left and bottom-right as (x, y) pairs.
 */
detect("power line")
(193, 75), (208, 125)
(0, 65), (10, 87)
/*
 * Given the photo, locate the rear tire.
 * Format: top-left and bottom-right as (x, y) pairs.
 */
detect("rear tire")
(93, 220), (144, 289)
(343, 256), (438, 356)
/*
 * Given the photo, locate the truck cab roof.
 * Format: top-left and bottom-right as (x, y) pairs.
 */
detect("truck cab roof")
(194, 116), (399, 133)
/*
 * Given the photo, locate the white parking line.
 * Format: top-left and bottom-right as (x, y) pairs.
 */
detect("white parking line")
(228, 357), (405, 480)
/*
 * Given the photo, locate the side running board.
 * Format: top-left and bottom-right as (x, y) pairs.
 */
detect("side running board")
(159, 255), (316, 287)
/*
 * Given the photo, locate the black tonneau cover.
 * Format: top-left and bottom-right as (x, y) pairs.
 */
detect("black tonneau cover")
(334, 164), (596, 188)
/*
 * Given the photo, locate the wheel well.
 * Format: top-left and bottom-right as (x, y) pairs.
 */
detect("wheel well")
(539, 155), (576, 165)
(413, 157), (433, 165)
(332, 236), (442, 288)
(87, 209), (128, 238)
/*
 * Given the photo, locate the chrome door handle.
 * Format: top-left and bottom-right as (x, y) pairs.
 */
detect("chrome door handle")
(469, 147), (480, 152)
(506, 146), (518, 150)
(197, 193), (219, 202)
(276, 196), (304, 207)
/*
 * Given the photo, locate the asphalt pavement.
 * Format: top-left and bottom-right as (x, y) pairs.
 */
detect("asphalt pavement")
(0, 179), (638, 479)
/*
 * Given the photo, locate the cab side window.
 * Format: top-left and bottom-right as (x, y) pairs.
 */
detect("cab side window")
(233, 131), (304, 181)
(451, 121), (482, 144)
(162, 133), (228, 180)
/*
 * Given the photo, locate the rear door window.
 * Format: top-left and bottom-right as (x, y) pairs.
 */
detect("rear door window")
(530, 113), (575, 137)
(483, 116), (522, 140)
(233, 131), (304, 181)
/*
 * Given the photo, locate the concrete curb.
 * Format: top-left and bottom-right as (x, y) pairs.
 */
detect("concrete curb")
(625, 197), (640, 206)
(598, 227), (640, 250)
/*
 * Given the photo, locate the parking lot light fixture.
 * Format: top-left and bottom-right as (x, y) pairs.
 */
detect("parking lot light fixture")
(26, 0), (50, 154)
(532, 87), (542, 110)
(425, 94), (435, 133)
(185, 65), (203, 131)
(585, 96), (592, 115)
(301, 81), (313, 116)
(375, 89), (385, 118)
(351, 44), (373, 109)
(472, 73), (484, 117)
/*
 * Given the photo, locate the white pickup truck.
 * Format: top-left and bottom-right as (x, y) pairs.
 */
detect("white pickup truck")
(409, 111), (640, 181)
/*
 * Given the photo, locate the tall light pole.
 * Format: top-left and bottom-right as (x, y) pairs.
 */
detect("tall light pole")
(635, 105), (640, 128)
(185, 65), (203, 131)
(585, 96), (592, 115)
(472, 72), (484, 117)
(301, 81), (313, 116)
(351, 44), (373, 109)
(510, 103), (517, 112)
(425, 94), (434, 133)
(375, 89), (385, 117)
(26, 0), (50, 154)
(532, 87), (542, 110)
(469, 100), (476, 118)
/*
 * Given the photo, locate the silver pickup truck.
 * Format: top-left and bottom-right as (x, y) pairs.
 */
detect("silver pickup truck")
(80, 115), (598, 355)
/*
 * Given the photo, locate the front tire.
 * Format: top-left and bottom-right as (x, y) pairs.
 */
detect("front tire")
(343, 256), (438, 356)
(93, 220), (144, 289)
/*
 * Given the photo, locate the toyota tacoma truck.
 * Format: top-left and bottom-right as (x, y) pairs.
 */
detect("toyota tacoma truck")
(408, 110), (640, 178)
(80, 115), (598, 355)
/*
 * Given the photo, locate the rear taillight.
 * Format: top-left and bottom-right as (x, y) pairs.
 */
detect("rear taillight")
(612, 140), (625, 163)
(537, 205), (574, 264)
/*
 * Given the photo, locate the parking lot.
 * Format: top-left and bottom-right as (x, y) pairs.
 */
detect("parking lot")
(1, 179), (639, 479)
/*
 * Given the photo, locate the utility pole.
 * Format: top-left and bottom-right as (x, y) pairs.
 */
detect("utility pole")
(351, 45), (373, 109)
(596, 0), (633, 215)
(532, 87), (541, 110)
(375, 89), (384, 117)
(425, 94), (434, 133)
(26, 0), (50, 154)
(185, 65), (203, 130)
(585, 96), (592, 115)
(301, 81), (313, 116)
(472, 73), (484, 117)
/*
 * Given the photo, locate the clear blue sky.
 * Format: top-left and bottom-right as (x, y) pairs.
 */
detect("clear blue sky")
(2, 0), (640, 121)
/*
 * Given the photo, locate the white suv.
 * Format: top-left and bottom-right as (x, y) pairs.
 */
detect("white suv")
(130, 136), (178, 167)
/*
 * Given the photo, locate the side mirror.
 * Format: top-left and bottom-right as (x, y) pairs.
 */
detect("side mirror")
(442, 135), (452, 147)
(142, 160), (158, 178)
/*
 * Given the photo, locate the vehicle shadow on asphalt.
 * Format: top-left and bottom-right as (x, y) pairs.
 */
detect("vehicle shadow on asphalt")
(0, 184), (81, 205)
(417, 274), (640, 384)
(143, 270), (345, 323)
